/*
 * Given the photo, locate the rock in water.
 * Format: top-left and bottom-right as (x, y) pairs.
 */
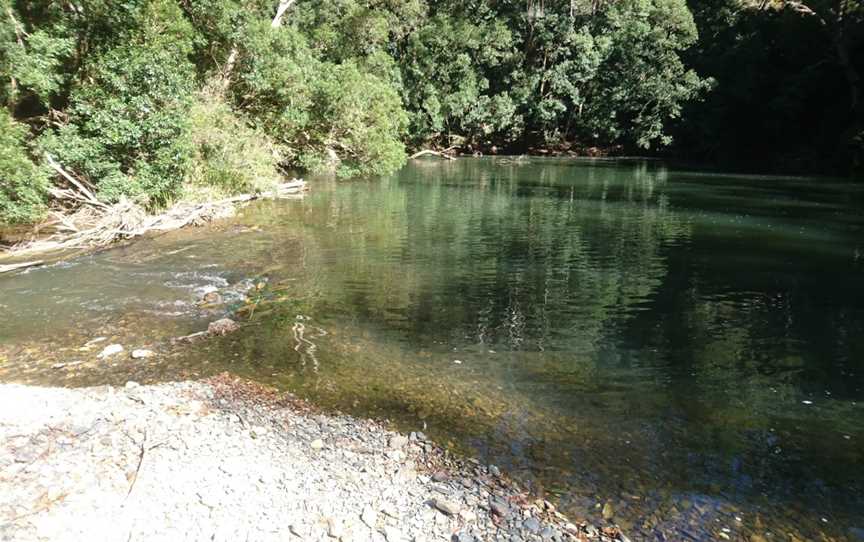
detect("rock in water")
(602, 502), (614, 520)
(202, 291), (222, 304)
(208, 318), (239, 336)
(97, 344), (123, 359)
(131, 349), (155, 359)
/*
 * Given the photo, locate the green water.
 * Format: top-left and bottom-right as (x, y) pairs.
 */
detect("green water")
(2, 158), (863, 541)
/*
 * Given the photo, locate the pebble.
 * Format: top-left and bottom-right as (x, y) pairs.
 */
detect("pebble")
(431, 498), (460, 516)
(130, 349), (155, 359)
(97, 344), (123, 359)
(459, 510), (477, 523)
(361, 506), (377, 528)
(602, 501), (615, 520)
(389, 435), (409, 450)
(523, 517), (541, 533)
(383, 525), (404, 542)
(0, 380), (623, 542)
(490, 500), (510, 518)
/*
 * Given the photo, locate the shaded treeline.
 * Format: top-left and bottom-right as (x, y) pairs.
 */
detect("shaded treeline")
(1, 0), (862, 226)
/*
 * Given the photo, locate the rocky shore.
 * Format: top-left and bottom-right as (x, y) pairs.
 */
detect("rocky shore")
(0, 374), (627, 542)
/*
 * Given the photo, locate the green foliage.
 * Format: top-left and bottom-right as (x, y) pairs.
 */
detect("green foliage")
(0, 109), (48, 224)
(401, 14), (519, 147)
(582, 0), (708, 148)
(1, 0), (860, 226)
(38, 1), (196, 208)
(233, 23), (407, 177)
(186, 91), (283, 199)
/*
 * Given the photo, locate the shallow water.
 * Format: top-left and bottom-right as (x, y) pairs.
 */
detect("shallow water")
(2, 158), (863, 541)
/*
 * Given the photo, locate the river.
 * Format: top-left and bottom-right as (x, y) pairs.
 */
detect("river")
(1, 158), (863, 541)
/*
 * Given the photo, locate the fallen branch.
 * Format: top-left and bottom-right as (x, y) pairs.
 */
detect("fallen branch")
(0, 260), (43, 274)
(44, 153), (106, 209)
(1, 180), (307, 259)
(409, 149), (456, 160)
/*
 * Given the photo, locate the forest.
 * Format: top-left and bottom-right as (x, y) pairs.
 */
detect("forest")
(1, 0), (862, 226)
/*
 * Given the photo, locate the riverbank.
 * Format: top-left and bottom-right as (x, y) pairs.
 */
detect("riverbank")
(0, 373), (627, 542)
(0, 180), (307, 266)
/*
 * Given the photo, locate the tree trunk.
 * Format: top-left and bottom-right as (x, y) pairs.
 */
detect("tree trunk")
(272, 0), (296, 28)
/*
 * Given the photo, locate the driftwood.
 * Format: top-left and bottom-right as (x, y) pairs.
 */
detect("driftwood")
(409, 149), (456, 161)
(0, 260), (44, 274)
(1, 180), (308, 259)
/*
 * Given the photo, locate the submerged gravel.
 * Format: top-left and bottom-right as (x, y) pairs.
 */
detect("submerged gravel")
(0, 374), (626, 542)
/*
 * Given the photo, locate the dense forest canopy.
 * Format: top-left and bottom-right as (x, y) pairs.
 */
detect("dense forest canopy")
(1, 0), (862, 225)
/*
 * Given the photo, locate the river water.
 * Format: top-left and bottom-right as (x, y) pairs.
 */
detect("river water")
(1, 158), (863, 541)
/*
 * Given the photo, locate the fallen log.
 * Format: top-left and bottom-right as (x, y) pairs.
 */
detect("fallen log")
(0, 260), (44, 274)
(409, 149), (456, 160)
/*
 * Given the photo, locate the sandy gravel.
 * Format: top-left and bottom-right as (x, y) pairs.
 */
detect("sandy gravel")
(0, 374), (627, 542)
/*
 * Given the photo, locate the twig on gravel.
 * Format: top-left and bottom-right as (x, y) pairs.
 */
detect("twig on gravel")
(125, 431), (167, 499)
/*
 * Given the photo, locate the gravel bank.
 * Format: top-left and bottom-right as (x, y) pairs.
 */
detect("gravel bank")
(0, 374), (627, 542)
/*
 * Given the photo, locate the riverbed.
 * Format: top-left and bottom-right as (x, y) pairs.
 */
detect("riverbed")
(1, 158), (862, 541)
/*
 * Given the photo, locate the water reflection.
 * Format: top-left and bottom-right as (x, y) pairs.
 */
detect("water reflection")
(1, 158), (863, 541)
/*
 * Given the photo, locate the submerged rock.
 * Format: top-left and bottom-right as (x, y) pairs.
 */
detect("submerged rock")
(208, 318), (239, 336)
(602, 501), (615, 520)
(131, 349), (155, 359)
(97, 344), (123, 359)
(202, 291), (223, 305)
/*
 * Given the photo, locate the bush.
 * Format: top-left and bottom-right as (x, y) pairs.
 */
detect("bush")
(38, 41), (195, 208)
(185, 91), (283, 200)
(233, 23), (407, 177)
(0, 110), (48, 225)
(37, 1), (197, 209)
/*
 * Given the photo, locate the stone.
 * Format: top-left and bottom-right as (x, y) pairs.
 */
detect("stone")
(361, 506), (377, 528)
(431, 498), (460, 516)
(459, 510), (477, 523)
(310, 439), (325, 450)
(389, 435), (409, 450)
(208, 318), (239, 336)
(125, 381), (140, 390)
(432, 471), (449, 483)
(386, 450), (405, 462)
(602, 501), (614, 520)
(383, 525), (404, 542)
(523, 517), (541, 533)
(97, 344), (123, 359)
(202, 291), (222, 304)
(490, 500), (510, 518)
(380, 503), (399, 519)
(131, 349), (155, 359)
(488, 465), (501, 477)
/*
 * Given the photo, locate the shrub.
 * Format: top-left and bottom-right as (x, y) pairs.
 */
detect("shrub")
(38, 41), (195, 208)
(0, 110), (48, 225)
(233, 23), (407, 177)
(185, 91), (283, 200)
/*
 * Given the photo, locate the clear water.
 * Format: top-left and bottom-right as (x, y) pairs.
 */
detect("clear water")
(2, 158), (863, 541)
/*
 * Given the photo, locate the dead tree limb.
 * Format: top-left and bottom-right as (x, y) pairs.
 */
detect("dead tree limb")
(272, 0), (296, 27)
(409, 149), (456, 160)
(0, 260), (43, 274)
